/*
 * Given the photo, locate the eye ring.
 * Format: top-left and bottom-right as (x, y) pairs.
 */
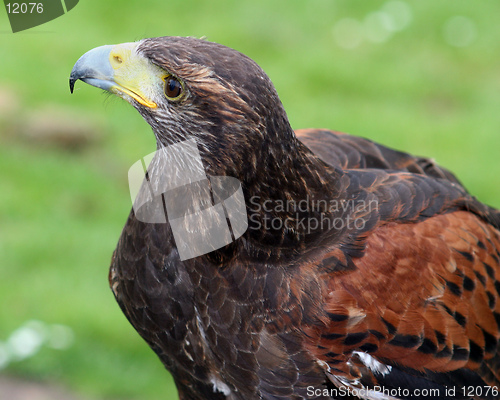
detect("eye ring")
(164, 75), (184, 100)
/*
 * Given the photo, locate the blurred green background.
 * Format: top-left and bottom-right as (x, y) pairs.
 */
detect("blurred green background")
(1, 0), (500, 399)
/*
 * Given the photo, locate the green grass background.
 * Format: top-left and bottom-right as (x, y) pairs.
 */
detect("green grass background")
(1, 1), (500, 399)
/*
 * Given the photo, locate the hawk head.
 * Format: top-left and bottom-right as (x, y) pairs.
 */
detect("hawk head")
(70, 37), (298, 177)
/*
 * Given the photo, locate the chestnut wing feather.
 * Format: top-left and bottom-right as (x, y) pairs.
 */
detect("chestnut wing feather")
(302, 165), (500, 398)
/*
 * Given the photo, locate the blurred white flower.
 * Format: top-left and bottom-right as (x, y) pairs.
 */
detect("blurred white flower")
(333, 1), (412, 50)
(0, 320), (74, 369)
(7, 320), (47, 361)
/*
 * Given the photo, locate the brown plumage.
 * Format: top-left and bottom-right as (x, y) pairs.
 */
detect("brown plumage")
(70, 37), (500, 399)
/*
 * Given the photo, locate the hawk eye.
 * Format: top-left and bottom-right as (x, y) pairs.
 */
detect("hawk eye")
(164, 76), (183, 100)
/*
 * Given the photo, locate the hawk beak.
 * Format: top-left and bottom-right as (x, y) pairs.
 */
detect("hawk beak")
(70, 42), (158, 109)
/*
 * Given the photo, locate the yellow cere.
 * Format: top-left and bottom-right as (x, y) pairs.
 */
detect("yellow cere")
(107, 42), (165, 109)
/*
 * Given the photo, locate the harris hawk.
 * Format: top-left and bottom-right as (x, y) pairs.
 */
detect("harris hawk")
(70, 37), (500, 399)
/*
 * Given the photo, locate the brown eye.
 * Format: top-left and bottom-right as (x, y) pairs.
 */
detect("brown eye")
(164, 76), (183, 99)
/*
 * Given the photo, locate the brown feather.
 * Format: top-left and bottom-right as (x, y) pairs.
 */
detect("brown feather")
(303, 211), (500, 388)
